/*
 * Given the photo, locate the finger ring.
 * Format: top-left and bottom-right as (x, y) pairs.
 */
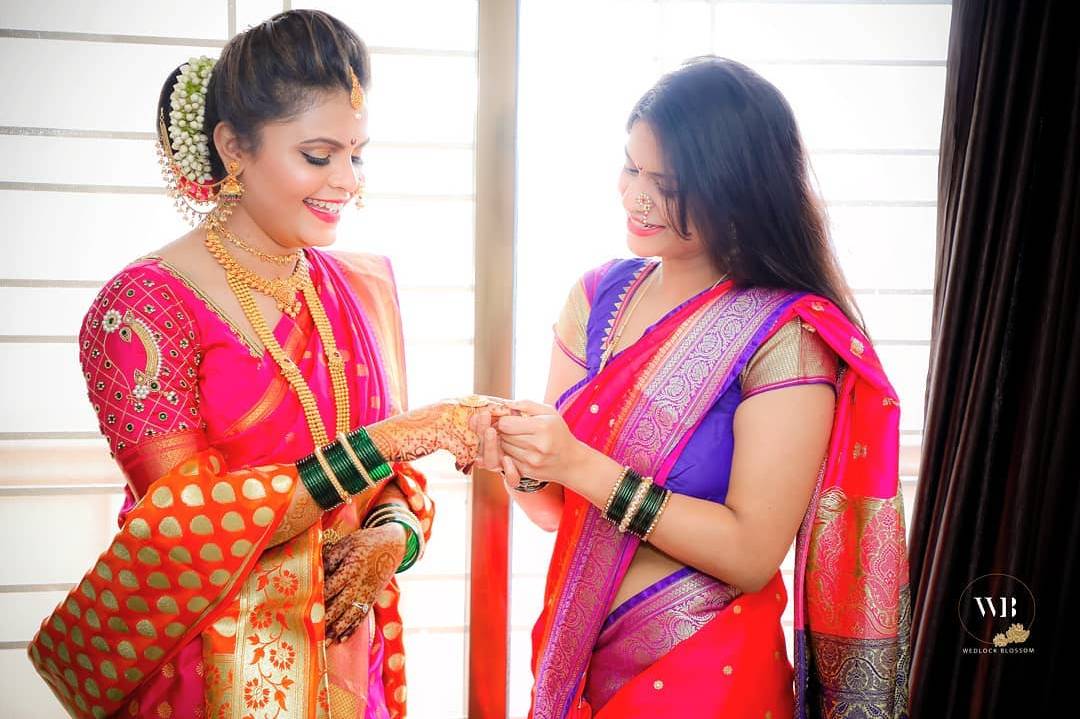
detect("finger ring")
(514, 477), (549, 493)
(351, 601), (370, 615)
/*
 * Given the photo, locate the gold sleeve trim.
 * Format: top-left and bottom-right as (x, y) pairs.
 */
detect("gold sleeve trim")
(116, 428), (208, 498)
(553, 280), (590, 366)
(739, 317), (839, 397)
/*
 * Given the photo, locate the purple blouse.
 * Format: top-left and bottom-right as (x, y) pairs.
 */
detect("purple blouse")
(556, 258), (838, 504)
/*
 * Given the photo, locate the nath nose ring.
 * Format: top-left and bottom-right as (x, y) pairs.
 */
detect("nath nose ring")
(636, 192), (653, 226)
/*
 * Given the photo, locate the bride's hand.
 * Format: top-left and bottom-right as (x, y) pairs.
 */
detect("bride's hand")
(366, 396), (512, 473)
(322, 523), (405, 642)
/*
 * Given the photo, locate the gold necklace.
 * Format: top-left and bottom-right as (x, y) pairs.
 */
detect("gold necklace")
(226, 231), (301, 266)
(204, 226), (307, 318)
(203, 208), (351, 446)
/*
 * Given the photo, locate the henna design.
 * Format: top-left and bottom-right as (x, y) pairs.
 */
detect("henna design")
(366, 396), (512, 472)
(321, 523), (406, 641)
(268, 490), (322, 547)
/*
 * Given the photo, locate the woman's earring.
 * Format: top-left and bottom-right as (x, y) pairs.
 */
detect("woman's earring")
(636, 192), (653, 226)
(218, 160), (244, 201)
(354, 180), (366, 209)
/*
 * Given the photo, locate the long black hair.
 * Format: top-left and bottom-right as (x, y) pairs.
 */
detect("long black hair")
(628, 56), (866, 334)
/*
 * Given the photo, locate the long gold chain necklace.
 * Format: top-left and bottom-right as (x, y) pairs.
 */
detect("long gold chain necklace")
(203, 206), (350, 446)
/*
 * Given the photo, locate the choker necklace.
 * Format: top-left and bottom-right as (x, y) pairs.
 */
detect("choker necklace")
(225, 231), (301, 266)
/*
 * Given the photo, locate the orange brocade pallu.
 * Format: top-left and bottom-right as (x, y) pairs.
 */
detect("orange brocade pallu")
(27, 250), (432, 719)
(529, 278), (912, 718)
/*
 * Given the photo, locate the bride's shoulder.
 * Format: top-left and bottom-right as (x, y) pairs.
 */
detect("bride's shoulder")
(90, 231), (209, 313)
(322, 249), (397, 287)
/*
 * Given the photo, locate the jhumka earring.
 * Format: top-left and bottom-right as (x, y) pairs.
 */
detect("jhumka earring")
(636, 192), (654, 226)
(219, 161), (244, 202)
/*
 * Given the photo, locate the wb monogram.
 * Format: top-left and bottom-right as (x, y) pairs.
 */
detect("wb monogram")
(959, 574), (1035, 650)
(973, 595), (1018, 618)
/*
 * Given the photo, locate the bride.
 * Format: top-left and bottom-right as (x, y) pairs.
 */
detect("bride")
(27, 9), (501, 719)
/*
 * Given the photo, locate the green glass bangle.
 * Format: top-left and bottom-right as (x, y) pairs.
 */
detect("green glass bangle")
(625, 483), (658, 536)
(363, 504), (423, 573)
(628, 484), (667, 538)
(297, 453), (342, 510)
(396, 528), (421, 573)
(322, 439), (366, 495)
(605, 470), (642, 525)
(348, 427), (393, 482)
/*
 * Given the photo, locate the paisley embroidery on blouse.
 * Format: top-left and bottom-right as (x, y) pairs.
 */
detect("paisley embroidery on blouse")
(102, 308), (167, 401)
(81, 264), (202, 457)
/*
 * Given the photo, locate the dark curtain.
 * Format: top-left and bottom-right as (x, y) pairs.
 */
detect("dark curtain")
(908, 0), (1080, 715)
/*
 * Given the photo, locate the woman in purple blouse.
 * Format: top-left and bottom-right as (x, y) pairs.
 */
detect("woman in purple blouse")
(474, 57), (911, 719)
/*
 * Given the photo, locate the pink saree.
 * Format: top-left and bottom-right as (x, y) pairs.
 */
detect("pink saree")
(29, 249), (431, 718)
(530, 276), (911, 718)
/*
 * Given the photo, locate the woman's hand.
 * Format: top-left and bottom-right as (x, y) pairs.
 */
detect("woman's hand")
(322, 523), (405, 642)
(366, 396), (512, 473)
(492, 400), (592, 485)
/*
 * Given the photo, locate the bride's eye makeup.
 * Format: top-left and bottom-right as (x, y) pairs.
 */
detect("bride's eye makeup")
(302, 151), (330, 166)
(302, 152), (364, 167)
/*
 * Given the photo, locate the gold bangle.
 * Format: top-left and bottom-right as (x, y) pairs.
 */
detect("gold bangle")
(337, 431), (375, 489)
(619, 476), (653, 533)
(314, 445), (350, 505)
(642, 488), (672, 542)
(602, 466), (630, 516)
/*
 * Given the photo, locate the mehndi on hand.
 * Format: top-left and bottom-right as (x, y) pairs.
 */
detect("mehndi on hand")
(322, 523), (405, 642)
(366, 395), (512, 473)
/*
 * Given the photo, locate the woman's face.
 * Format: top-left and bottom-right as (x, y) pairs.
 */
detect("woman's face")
(222, 88), (368, 249)
(617, 120), (707, 262)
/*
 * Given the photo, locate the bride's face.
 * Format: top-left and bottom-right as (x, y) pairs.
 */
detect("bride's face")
(224, 88), (368, 249)
(617, 120), (708, 262)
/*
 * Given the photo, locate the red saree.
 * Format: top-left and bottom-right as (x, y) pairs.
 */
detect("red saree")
(529, 279), (911, 718)
(28, 249), (432, 719)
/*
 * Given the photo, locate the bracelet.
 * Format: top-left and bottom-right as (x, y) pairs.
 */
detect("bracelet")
(363, 503), (425, 573)
(514, 477), (549, 493)
(322, 438), (365, 494)
(604, 469), (642, 525)
(602, 467), (631, 516)
(641, 488), (673, 542)
(315, 445), (352, 505)
(619, 476), (653, 534)
(337, 431), (375, 489)
(628, 483), (667, 538)
(346, 427), (393, 483)
(297, 426), (389, 510)
(297, 451), (344, 510)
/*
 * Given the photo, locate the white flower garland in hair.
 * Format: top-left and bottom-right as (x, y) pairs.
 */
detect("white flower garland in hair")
(167, 56), (214, 183)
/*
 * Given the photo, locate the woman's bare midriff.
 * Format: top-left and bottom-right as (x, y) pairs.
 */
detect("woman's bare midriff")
(609, 542), (688, 610)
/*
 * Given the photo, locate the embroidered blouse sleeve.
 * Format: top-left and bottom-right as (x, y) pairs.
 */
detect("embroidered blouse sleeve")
(738, 317), (839, 400)
(79, 262), (208, 493)
(552, 277), (592, 368)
